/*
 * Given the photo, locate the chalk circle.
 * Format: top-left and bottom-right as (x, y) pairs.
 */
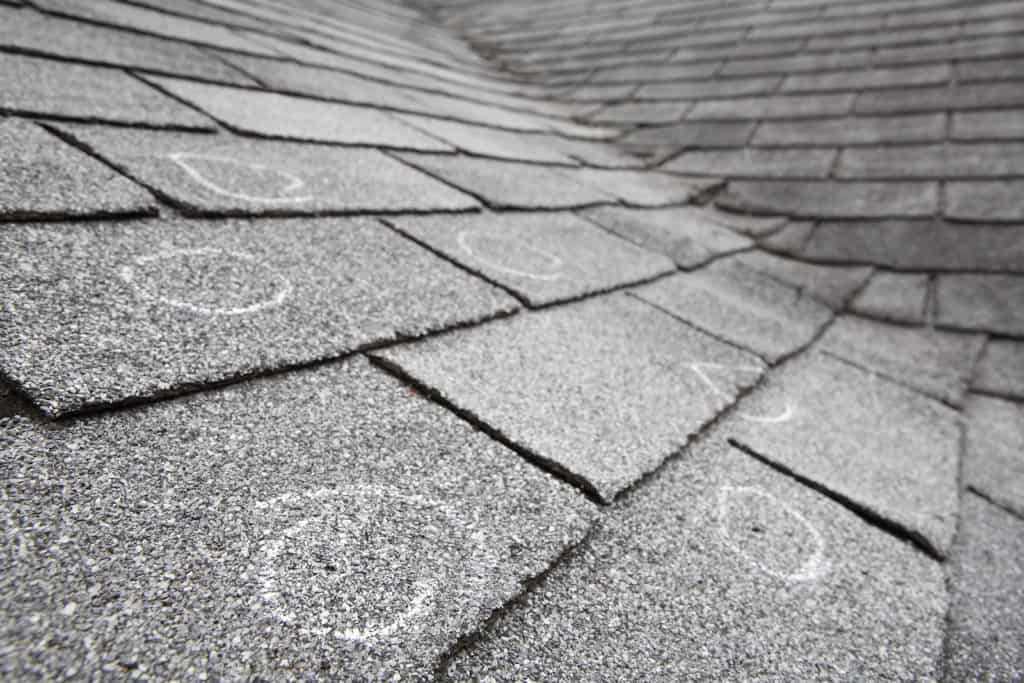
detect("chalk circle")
(689, 362), (795, 423)
(119, 247), (292, 316)
(456, 230), (565, 281)
(167, 152), (314, 203)
(251, 485), (481, 644)
(717, 485), (830, 583)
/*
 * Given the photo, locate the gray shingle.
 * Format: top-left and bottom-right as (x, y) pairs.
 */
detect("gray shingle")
(820, 315), (984, 406)
(567, 168), (710, 207)
(0, 358), (593, 680)
(0, 217), (517, 417)
(850, 272), (929, 324)
(944, 494), (1024, 681)
(53, 124), (478, 215)
(727, 351), (961, 558)
(752, 114), (946, 147)
(143, 76), (452, 150)
(633, 260), (834, 363)
(781, 64), (951, 93)
(393, 153), (614, 209)
(579, 205), (754, 268)
(688, 93), (855, 120)
(937, 274), (1024, 335)
(717, 180), (939, 218)
(447, 438), (946, 681)
(953, 110), (1024, 141)
(0, 53), (214, 129)
(946, 180), (1024, 222)
(394, 113), (577, 164)
(973, 339), (1024, 399)
(837, 143), (1024, 179)
(387, 211), (674, 307)
(731, 251), (871, 309)
(374, 294), (764, 502)
(0, 5), (256, 85)
(798, 220), (1024, 271)
(661, 148), (836, 178)
(965, 395), (1024, 517)
(0, 118), (156, 220)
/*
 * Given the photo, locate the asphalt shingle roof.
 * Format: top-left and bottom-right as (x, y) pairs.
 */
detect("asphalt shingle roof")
(1, 0), (1023, 679)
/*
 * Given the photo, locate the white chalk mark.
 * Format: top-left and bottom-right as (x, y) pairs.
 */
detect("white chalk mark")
(689, 362), (795, 423)
(251, 485), (462, 644)
(167, 152), (314, 203)
(456, 230), (565, 281)
(717, 485), (830, 582)
(119, 247), (292, 316)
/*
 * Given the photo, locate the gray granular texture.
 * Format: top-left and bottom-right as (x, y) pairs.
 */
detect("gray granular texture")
(0, 118), (156, 220)
(0, 217), (517, 416)
(446, 437), (946, 681)
(725, 351), (960, 558)
(965, 395), (1024, 518)
(54, 124), (479, 215)
(388, 211), (674, 307)
(375, 294), (764, 502)
(0, 359), (595, 681)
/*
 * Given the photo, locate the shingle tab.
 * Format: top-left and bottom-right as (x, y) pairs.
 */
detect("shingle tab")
(965, 395), (1024, 517)
(972, 339), (1024, 400)
(936, 274), (1024, 335)
(0, 217), (517, 416)
(0, 359), (593, 680)
(837, 143), (1024, 179)
(393, 153), (615, 209)
(446, 438), (946, 681)
(633, 260), (834, 363)
(395, 113), (577, 164)
(388, 211), (674, 306)
(727, 352), (961, 558)
(579, 205), (754, 268)
(0, 5), (257, 85)
(718, 180), (939, 218)
(850, 272), (929, 324)
(0, 53), (214, 129)
(143, 76), (452, 150)
(662, 148), (835, 178)
(374, 294), (764, 502)
(688, 93), (855, 120)
(0, 118), (156, 221)
(53, 124), (479, 215)
(753, 113), (946, 147)
(944, 494), (1024, 681)
(946, 180), (1024, 222)
(820, 315), (984, 406)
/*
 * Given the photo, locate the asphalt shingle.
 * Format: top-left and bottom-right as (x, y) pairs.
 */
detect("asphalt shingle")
(0, 118), (156, 221)
(972, 339), (1024, 399)
(717, 180), (939, 219)
(0, 217), (517, 417)
(965, 395), (1024, 517)
(374, 294), (764, 502)
(0, 358), (594, 680)
(849, 272), (929, 324)
(731, 251), (871, 310)
(142, 77), (452, 150)
(944, 493), (1024, 681)
(0, 53), (214, 129)
(53, 124), (479, 215)
(936, 274), (1024, 336)
(388, 211), (674, 307)
(819, 315), (984, 406)
(579, 205), (754, 268)
(632, 260), (834, 363)
(726, 352), (961, 558)
(393, 153), (615, 209)
(446, 438), (946, 681)
(0, 5), (257, 85)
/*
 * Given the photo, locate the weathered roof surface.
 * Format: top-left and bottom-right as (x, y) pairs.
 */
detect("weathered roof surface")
(1, 0), (1023, 679)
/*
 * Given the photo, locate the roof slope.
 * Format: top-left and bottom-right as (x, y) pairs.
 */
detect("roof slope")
(1, 0), (1022, 680)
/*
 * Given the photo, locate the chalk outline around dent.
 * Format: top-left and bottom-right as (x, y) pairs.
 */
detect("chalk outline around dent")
(251, 484), (493, 644)
(167, 151), (315, 203)
(689, 362), (795, 423)
(456, 229), (566, 281)
(119, 247), (293, 316)
(717, 485), (831, 582)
